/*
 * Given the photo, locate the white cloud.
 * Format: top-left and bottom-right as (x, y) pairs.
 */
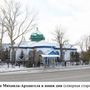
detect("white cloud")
(47, 0), (90, 16)
(2, 0), (90, 45)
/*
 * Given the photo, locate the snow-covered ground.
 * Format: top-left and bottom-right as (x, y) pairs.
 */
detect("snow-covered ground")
(0, 63), (90, 74)
(0, 64), (25, 72)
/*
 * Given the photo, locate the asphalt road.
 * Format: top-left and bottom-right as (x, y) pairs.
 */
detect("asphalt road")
(0, 69), (90, 81)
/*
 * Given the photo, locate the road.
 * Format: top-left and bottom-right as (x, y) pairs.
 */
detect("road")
(0, 69), (90, 81)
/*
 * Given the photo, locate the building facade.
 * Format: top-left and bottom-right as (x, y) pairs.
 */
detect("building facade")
(12, 29), (77, 66)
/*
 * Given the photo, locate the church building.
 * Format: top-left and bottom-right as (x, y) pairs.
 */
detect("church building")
(13, 28), (77, 66)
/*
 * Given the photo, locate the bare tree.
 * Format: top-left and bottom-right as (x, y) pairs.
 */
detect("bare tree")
(78, 35), (90, 52)
(0, 0), (36, 63)
(85, 36), (90, 51)
(77, 35), (90, 64)
(53, 25), (68, 62)
(0, 17), (6, 49)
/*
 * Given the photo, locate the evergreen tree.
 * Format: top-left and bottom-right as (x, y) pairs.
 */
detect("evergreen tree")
(70, 52), (79, 63)
(19, 50), (24, 59)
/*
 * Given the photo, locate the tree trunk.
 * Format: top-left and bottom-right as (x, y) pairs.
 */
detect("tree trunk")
(10, 41), (16, 65)
(60, 44), (63, 62)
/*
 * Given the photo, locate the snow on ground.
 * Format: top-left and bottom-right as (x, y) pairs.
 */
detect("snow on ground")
(0, 63), (90, 74)
(0, 63), (25, 72)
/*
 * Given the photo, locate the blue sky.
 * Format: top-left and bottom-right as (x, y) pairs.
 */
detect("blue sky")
(1, 0), (90, 46)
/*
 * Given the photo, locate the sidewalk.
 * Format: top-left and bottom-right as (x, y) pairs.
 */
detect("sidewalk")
(0, 64), (90, 74)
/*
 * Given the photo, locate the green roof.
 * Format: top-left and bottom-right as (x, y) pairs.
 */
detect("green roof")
(30, 29), (45, 42)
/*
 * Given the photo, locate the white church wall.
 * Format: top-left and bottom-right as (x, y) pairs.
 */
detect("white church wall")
(64, 50), (77, 61)
(64, 50), (71, 61)
(15, 48), (32, 60)
(16, 48), (21, 60)
(15, 46), (77, 62)
(55, 49), (77, 61)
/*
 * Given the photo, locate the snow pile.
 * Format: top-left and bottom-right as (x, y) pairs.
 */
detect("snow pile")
(0, 64), (25, 73)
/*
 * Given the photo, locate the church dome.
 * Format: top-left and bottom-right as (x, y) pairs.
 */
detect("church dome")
(30, 28), (45, 42)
